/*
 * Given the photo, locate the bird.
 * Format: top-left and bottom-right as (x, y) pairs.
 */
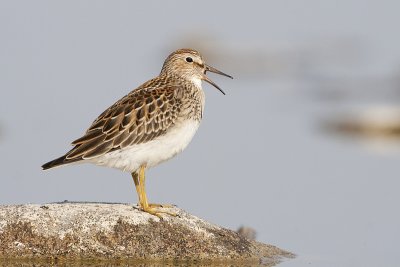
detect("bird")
(42, 48), (232, 217)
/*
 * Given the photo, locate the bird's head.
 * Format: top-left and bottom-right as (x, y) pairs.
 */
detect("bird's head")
(160, 48), (232, 95)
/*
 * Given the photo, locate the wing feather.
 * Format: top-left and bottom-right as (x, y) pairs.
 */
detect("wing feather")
(66, 134), (106, 159)
(65, 81), (182, 161)
(113, 129), (130, 147)
(71, 129), (103, 145)
(83, 139), (114, 159)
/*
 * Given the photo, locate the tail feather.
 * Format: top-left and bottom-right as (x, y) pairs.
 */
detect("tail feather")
(42, 155), (82, 170)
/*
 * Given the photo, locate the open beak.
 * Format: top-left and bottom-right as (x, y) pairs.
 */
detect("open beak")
(202, 64), (233, 95)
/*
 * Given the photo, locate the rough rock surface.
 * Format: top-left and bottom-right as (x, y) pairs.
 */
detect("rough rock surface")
(0, 203), (294, 265)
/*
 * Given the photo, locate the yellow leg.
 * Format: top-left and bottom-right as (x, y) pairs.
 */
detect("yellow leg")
(131, 172), (143, 208)
(138, 164), (149, 208)
(136, 164), (176, 218)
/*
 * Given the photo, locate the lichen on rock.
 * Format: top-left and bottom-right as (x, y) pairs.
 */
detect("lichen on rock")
(0, 203), (294, 265)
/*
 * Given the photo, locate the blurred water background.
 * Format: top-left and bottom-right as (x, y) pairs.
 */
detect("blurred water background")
(1, 1), (400, 266)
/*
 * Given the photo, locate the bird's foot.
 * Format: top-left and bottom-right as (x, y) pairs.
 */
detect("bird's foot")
(141, 206), (177, 218)
(148, 203), (175, 208)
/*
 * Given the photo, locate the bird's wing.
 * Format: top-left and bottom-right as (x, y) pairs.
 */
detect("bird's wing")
(65, 81), (183, 160)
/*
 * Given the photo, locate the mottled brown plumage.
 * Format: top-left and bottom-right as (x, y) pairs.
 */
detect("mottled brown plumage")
(42, 48), (232, 217)
(68, 81), (183, 159)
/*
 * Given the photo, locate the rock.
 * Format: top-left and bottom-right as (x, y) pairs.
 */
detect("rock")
(0, 203), (294, 265)
(323, 106), (400, 139)
(237, 226), (257, 241)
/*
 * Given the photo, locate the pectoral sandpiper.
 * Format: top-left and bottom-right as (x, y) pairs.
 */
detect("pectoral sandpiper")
(42, 48), (232, 217)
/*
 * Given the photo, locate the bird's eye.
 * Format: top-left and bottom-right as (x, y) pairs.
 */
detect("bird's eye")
(185, 57), (193, 63)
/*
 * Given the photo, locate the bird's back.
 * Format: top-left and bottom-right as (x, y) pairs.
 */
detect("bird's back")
(42, 74), (204, 171)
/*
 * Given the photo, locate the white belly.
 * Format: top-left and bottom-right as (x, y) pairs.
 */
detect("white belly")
(90, 120), (200, 173)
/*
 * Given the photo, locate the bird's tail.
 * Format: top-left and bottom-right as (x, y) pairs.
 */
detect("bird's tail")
(42, 155), (81, 170)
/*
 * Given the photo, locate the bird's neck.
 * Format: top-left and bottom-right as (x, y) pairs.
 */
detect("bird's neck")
(161, 72), (203, 90)
(189, 76), (202, 89)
